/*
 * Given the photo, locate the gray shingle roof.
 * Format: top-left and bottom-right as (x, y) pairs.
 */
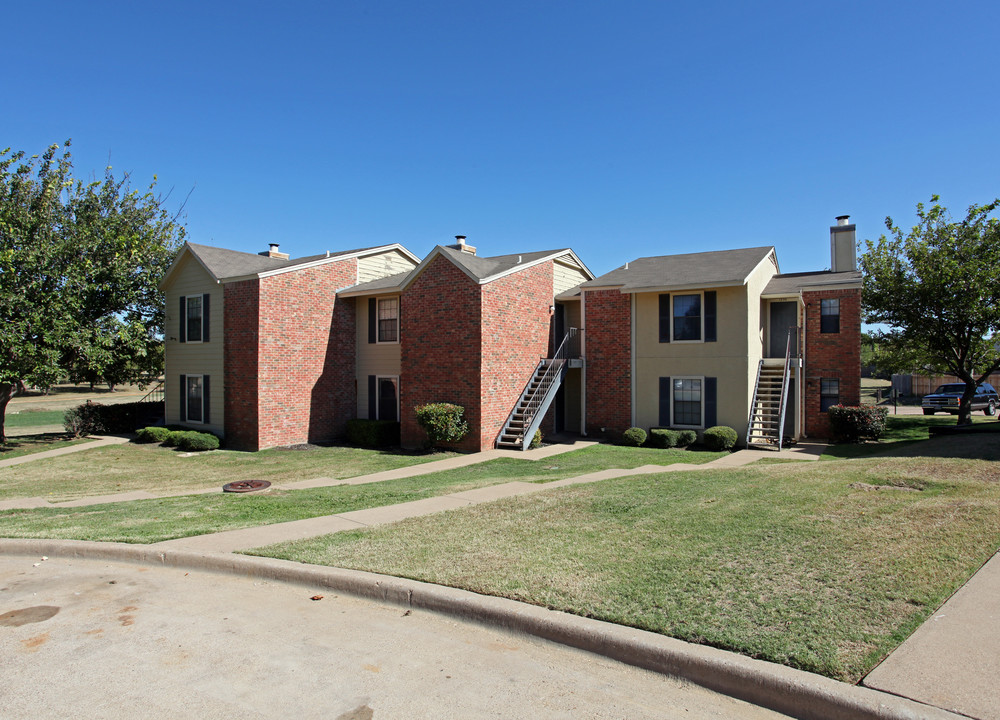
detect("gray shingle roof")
(762, 270), (862, 296)
(582, 246), (775, 291)
(437, 246), (571, 281)
(185, 242), (383, 281)
(338, 271), (412, 296)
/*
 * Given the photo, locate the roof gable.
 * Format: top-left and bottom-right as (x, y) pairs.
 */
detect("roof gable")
(399, 246), (593, 292)
(582, 246), (777, 293)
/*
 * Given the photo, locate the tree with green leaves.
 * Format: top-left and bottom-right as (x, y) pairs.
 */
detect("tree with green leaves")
(861, 196), (1000, 425)
(0, 141), (184, 442)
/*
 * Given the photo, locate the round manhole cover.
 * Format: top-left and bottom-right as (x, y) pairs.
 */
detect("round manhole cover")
(222, 480), (271, 493)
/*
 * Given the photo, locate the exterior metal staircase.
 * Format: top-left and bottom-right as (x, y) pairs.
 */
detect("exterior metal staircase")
(746, 328), (796, 451)
(496, 330), (575, 451)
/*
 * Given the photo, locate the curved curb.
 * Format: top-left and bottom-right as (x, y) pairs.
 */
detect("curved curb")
(1, 538), (960, 720)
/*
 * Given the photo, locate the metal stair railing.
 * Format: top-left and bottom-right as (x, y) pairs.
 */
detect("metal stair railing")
(775, 327), (797, 451)
(496, 329), (576, 450)
(139, 378), (165, 404)
(746, 359), (765, 447)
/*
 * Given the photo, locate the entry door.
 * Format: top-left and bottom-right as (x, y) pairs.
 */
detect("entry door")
(769, 302), (798, 358)
(378, 378), (398, 421)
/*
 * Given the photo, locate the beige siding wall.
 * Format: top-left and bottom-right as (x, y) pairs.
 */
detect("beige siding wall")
(553, 259), (590, 295)
(162, 254), (226, 436)
(357, 250), (417, 284)
(356, 296), (402, 418)
(632, 285), (750, 436)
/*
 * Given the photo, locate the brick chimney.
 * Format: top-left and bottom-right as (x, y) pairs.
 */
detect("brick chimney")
(447, 235), (477, 256)
(259, 243), (290, 260)
(830, 216), (857, 272)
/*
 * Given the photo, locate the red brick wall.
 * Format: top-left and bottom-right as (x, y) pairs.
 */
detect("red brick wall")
(254, 260), (358, 449)
(480, 262), (554, 449)
(401, 256), (483, 452)
(224, 279), (261, 450)
(583, 289), (632, 435)
(803, 287), (861, 438)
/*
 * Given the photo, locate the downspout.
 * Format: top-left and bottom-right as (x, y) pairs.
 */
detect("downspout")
(631, 292), (637, 428)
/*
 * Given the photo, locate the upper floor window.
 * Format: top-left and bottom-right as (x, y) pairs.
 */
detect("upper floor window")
(179, 294), (209, 343)
(820, 298), (840, 333)
(659, 291), (717, 343)
(378, 297), (399, 343)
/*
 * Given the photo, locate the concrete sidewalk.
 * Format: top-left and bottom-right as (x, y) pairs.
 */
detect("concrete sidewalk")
(863, 551), (1000, 719)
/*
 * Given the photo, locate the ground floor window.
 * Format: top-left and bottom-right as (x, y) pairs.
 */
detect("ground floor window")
(820, 378), (839, 412)
(673, 377), (703, 426)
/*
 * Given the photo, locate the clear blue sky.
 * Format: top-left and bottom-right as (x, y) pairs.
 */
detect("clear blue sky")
(4, 1), (998, 279)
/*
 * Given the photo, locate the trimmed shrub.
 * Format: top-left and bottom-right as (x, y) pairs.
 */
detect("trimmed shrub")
(135, 426), (172, 444)
(175, 431), (220, 452)
(649, 428), (679, 448)
(676, 429), (697, 447)
(530, 429), (543, 449)
(162, 430), (186, 447)
(415, 403), (469, 447)
(621, 427), (647, 447)
(346, 419), (401, 448)
(703, 425), (738, 451)
(828, 405), (888, 443)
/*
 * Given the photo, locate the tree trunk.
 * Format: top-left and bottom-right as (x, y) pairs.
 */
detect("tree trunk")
(957, 383), (976, 426)
(0, 382), (15, 445)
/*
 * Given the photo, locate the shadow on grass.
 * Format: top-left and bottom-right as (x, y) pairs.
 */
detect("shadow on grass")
(823, 415), (1000, 461)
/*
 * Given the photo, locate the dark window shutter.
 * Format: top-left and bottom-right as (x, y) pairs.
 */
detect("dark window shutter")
(179, 374), (187, 422)
(203, 375), (210, 425)
(202, 294), (210, 342)
(705, 377), (717, 427)
(659, 377), (671, 426)
(658, 295), (670, 343)
(368, 375), (377, 419)
(704, 291), (717, 342)
(179, 297), (187, 343)
(368, 299), (377, 344)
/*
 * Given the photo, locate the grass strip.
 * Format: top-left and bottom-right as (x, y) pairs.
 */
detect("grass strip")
(3, 409), (67, 429)
(820, 414), (997, 459)
(249, 453), (1000, 683)
(0, 444), (719, 542)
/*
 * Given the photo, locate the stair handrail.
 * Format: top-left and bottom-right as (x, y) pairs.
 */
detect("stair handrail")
(496, 329), (576, 448)
(520, 330), (573, 427)
(776, 326), (798, 451)
(139, 378), (165, 404)
(746, 359), (764, 446)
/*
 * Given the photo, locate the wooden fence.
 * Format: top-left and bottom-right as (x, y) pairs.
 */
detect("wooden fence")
(892, 373), (1000, 396)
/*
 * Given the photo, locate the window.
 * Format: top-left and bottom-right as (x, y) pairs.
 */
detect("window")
(378, 297), (399, 343)
(179, 294), (209, 343)
(820, 298), (840, 333)
(186, 375), (204, 423)
(820, 378), (839, 412)
(659, 291), (716, 343)
(673, 294), (702, 341)
(673, 377), (703, 426)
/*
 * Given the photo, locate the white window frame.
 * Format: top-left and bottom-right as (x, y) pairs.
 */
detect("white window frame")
(671, 292), (704, 344)
(820, 298), (840, 334)
(672, 376), (705, 428)
(376, 296), (400, 344)
(186, 374), (205, 425)
(820, 378), (840, 412)
(184, 294), (206, 344)
(376, 375), (400, 421)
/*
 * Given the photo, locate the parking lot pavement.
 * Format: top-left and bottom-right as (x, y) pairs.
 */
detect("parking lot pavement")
(0, 554), (789, 720)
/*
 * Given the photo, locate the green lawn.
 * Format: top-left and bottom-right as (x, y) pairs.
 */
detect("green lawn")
(3, 409), (66, 428)
(249, 441), (1000, 684)
(0, 441), (462, 501)
(0, 434), (94, 460)
(0, 444), (719, 540)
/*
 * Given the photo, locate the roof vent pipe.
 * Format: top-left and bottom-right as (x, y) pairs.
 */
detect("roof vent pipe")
(449, 234), (477, 256)
(517, 255), (522, 263)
